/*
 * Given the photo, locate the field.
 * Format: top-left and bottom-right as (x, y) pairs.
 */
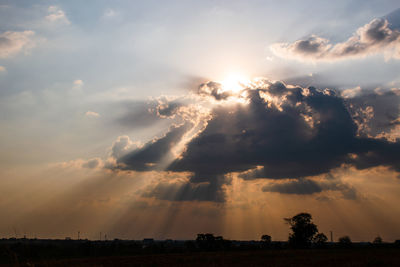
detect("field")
(6, 248), (400, 266)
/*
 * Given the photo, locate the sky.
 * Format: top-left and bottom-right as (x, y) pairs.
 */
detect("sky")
(0, 0), (400, 241)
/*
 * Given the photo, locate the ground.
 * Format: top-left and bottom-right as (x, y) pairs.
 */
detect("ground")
(14, 248), (400, 267)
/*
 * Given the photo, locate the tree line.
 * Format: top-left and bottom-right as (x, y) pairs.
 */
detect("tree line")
(198, 212), (389, 249)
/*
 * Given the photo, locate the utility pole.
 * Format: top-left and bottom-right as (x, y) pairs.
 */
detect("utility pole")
(78, 231), (80, 240)
(330, 231), (333, 243)
(100, 232), (102, 241)
(13, 227), (17, 239)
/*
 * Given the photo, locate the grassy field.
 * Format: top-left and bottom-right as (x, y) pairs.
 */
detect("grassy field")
(18, 248), (400, 267)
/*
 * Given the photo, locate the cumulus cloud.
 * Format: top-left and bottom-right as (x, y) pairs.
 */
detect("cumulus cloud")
(112, 78), (400, 202)
(110, 135), (142, 159)
(116, 123), (193, 171)
(153, 97), (184, 118)
(270, 18), (400, 62)
(346, 88), (400, 139)
(45, 6), (70, 25)
(198, 81), (232, 100)
(0, 30), (35, 58)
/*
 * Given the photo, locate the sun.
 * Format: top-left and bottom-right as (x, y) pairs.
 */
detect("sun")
(220, 74), (248, 93)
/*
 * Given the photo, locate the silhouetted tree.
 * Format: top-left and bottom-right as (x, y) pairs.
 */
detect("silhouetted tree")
(215, 236), (223, 241)
(261, 235), (272, 248)
(373, 236), (382, 244)
(338, 236), (352, 247)
(196, 233), (215, 242)
(261, 235), (271, 243)
(313, 233), (328, 247)
(196, 233), (227, 250)
(284, 212), (318, 248)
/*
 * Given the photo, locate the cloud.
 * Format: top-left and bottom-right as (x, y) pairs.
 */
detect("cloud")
(85, 111), (100, 118)
(198, 81), (232, 100)
(270, 18), (400, 62)
(103, 8), (118, 19)
(81, 158), (102, 169)
(0, 66), (5, 72)
(0, 30), (35, 58)
(112, 79), (400, 202)
(110, 135), (142, 159)
(262, 177), (358, 200)
(45, 6), (70, 25)
(56, 158), (104, 169)
(346, 88), (400, 139)
(116, 123), (193, 171)
(152, 96), (184, 118)
(142, 175), (226, 202)
(73, 79), (83, 86)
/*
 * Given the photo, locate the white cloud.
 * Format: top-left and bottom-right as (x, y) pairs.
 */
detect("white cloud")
(72, 79), (84, 93)
(56, 157), (104, 169)
(73, 79), (83, 86)
(110, 135), (142, 159)
(341, 86), (362, 98)
(0, 30), (35, 58)
(45, 6), (70, 25)
(270, 18), (400, 62)
(85, 111), (100, 118)
(103, 8), (118, 18)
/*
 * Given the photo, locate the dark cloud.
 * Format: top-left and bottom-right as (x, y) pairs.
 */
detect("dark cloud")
(262, 179), (323, 195)
(345, 89), (400, 138)
(271, 16), (400, 61)
(114, 79), (400, 201)
(82, 158), (101, 169)
(117, 123), (193, 171)
(170, 83), (357, 180)
(198, 81), (232, 100)
(156, 101), (182, 118)
(142, 176), (226, 202)
(291, 35), (331, 56)
(262, 177), (358, 200)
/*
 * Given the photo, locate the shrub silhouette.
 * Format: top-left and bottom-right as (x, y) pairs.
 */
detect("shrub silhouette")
(284, 212), (318, 248)
(261, 235), (271, 243)
(313, 233), (328, 247)
(261, 235), (272, 248)
(373, 236), (383, 245)
(338, 236), (352, 247)
(196, 233), (228, 250)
